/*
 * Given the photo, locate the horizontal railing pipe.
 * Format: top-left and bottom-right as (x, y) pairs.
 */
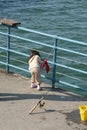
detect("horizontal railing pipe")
(0, 46), (29, 57)
(0, 23), (87, 95)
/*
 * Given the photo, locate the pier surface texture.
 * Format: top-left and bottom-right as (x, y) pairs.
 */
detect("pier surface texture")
(0, 70), (87, 130)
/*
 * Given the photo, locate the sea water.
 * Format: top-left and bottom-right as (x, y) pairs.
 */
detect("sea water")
(0, 0), (87, 41)
(0, 0), (87, 94)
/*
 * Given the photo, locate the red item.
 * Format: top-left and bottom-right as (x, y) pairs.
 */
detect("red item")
(40, 58), (50, 73)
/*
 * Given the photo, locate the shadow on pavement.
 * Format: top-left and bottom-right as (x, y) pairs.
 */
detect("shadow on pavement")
(0, 88), (87, 102)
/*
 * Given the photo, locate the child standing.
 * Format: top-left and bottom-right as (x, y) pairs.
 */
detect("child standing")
(28, 50), (42, 90)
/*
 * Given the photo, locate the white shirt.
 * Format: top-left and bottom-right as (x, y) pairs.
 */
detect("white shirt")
(28, 55), (41, 70)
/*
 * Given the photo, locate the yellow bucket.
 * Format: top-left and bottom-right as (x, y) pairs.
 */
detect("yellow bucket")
(79, 106), (87, 121)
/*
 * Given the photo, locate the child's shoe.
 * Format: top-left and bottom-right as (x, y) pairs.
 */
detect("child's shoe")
(37, 85), (42, 91)
(31, 83), (37, 88)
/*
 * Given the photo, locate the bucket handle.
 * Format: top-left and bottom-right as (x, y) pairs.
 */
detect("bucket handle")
(80, 108), (87, 114)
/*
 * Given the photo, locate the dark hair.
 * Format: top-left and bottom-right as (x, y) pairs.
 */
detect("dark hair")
(29, 50), (41, 59)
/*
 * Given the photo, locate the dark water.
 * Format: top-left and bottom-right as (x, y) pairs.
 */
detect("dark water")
(0, 0), (87, 95)
(0, 0), (87, 42)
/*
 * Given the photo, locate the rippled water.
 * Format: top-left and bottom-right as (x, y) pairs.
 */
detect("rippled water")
(0, 0), (87, 42)
(0, 0), (87, 94)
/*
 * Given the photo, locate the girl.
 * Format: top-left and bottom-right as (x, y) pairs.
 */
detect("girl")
(28, 50), (42, 90)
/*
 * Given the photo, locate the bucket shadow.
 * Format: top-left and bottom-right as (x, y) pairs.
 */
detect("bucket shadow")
(62, 109), (87, 126)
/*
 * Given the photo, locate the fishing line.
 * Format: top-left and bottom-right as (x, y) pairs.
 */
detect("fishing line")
(29, 48), (54, 114)
(29, 88), (52, 114)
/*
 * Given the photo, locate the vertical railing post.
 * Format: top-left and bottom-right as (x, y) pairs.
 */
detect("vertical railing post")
(52, 38), (57, 88)
(6, 26), (10, 73)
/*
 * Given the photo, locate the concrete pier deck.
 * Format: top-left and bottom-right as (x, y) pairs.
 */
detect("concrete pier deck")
(0, 70), (87, 130)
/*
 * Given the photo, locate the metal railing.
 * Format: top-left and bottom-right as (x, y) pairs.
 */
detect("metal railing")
(0, 23), (87, 95)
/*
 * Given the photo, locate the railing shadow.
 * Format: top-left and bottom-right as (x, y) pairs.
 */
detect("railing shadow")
(0, 88), (87, 102)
